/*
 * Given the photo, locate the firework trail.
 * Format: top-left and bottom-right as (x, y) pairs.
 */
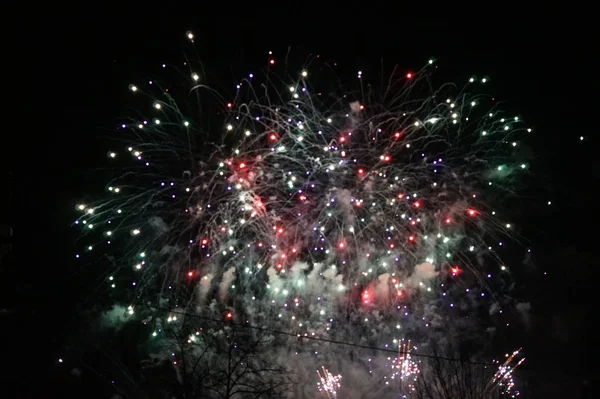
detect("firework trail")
(489, 348), (526, 397)
(384, 339), (420, 395)
(317, 367), (342, 397)
(72, 31), (532, 395)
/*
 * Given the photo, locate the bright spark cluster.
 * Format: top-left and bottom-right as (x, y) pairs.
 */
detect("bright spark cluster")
(384, 339), (420, 393)
(490, 348), (526, 397)
(317, 367), (342, 397)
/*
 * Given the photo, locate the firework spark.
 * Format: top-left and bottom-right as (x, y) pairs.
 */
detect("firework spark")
(317, 367), (342, 397)
(489, 348), (525, 396)
(384, 339), (420, 394)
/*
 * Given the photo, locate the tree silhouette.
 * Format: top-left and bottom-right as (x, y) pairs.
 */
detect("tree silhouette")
(414, 342), (506, 399)
(66, 311), (292, 399)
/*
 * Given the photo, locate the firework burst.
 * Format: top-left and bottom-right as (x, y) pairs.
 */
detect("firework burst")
(71, 31), (534, 395)
(489, 348), (525, 397)
(317, 367), (342, 397)
(384, 339), (420, 394)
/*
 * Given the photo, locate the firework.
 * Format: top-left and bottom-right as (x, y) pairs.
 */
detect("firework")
(317, 367), (342, 397)
(384, 339), (420, 394)
(71, 31), (534, 394)
(489, 348), (525, 397)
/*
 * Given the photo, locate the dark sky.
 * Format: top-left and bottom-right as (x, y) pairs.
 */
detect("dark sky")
(9, 7), (597, 397)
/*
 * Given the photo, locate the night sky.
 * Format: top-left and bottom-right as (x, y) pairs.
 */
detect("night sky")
(9, 8), (597, 398)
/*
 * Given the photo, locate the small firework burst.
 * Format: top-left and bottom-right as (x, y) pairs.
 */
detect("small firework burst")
(317, 367), (342, 397)
(384, 339), (420, 393)
(489, 348), (525, 396)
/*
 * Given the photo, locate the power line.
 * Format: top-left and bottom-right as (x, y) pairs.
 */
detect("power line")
(154, 306), (504, 367)
(156, 306), (593, 377)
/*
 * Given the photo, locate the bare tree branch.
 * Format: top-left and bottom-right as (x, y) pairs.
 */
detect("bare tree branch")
(414, 342), (503, 399)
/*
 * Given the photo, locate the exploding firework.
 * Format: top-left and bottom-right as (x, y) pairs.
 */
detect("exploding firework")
(384, 339), (420, 394)
(489, 348), (526, 397)
(317, 367), (342, 397)
(72, 31), (533, 395)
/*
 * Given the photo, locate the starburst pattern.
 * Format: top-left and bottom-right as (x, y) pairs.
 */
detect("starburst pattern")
(490, 348), (526, 397)
(317, 367), (342, 397)
(384, 339), (420, 394)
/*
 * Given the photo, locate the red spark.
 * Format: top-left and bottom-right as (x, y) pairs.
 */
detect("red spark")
(338, 241), (346, 249)
(187, 271), (194, 277)
(406, 72), (413, 79)
(339, 136), (346, 143)
(239, 162), (246, 169)
(358, 168), (365, 175)
(226, 102), (232, 108)
(269, 59), (275, 65)
(467, 209), (478, 216)
(201, 238), (208, 245)
(225, 312), (233, 319)
(413, 201), (421, 208)
(451, 267), (461, 276)
(269, 132), (278, 141)
(408, 235), (415, 242)
(445, 218), (452, 224)
(362, 290), (370, 303)
(394, 131), (402, 139)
